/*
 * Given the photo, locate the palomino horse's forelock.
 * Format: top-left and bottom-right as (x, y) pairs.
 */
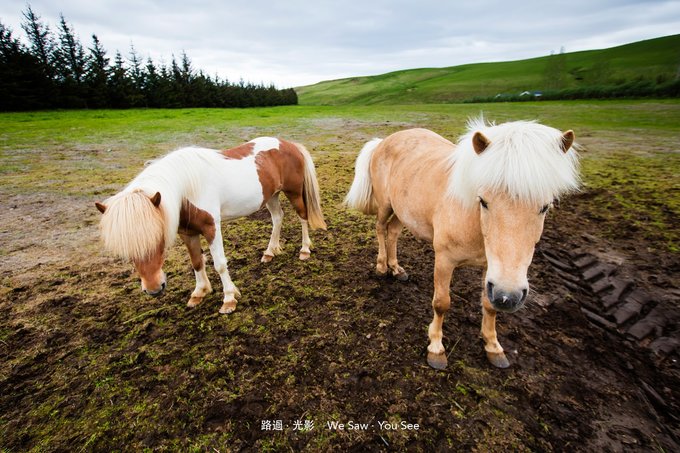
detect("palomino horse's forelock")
(447, 118), (580, 209)
(99, 190), (165, 261)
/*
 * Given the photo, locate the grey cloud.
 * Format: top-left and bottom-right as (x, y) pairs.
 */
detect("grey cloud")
(0, 0), (678, 87)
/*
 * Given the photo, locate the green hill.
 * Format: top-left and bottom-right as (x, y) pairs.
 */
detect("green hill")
(296, 35), (680, 105)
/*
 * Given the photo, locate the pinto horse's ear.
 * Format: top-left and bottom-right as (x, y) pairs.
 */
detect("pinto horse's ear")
(95, 202), (106, 214)
(472, 131), (491, 155)
(150, 192), (162, 208)
(560, 130), (575, 153)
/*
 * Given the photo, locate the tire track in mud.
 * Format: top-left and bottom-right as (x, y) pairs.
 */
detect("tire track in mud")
(540, 245), (680, 430)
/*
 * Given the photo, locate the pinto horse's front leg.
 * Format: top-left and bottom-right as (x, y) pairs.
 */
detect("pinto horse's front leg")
(209, 221), (241, 314)
(180, 233), (212, 307)
(427, 252), (455, 370)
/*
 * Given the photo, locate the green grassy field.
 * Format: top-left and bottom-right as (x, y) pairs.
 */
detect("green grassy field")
(296, 35), (680, 105)
(2, 101), (678, 251)
(1, 101), (679, 450)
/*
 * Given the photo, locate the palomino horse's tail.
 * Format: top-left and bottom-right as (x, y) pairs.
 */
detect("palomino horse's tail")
(344, 138), (382, 215)
(297, 143), (327, 230)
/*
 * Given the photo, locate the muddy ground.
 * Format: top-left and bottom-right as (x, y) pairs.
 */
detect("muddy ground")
(1, 117), (679, 451)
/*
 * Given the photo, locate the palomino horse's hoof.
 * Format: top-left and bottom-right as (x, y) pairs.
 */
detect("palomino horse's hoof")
(427, 351), (448, 370)
(394, 271), (409, 282)
(299, 251), (311, 260)
(486, 351), (510, 368)
(261, 254), (274, 263)
(219, 299), (237, 314)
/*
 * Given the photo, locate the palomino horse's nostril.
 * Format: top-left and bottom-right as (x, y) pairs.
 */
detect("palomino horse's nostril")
(521, 288), (528, 302)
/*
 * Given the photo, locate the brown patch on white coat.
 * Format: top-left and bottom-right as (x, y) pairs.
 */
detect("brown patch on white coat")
(221, 142), (255, 160)
(249, 139), (326, 262)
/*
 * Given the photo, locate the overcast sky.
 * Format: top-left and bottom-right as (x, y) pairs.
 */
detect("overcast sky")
(1, 1), (679, 88)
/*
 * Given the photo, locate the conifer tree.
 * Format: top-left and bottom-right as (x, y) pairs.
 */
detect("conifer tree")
(85, 34), (110, 108)
(21, 5), (55, 77)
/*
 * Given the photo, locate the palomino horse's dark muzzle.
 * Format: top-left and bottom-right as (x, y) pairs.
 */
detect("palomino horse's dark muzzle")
(486, 281), (527, 313)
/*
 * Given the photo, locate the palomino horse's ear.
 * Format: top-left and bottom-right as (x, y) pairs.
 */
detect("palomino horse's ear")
(150, 192), (162, 207)
(472, 131), (491, 155)
(95, 202), (106, 214)
(560, 130), (575, 153)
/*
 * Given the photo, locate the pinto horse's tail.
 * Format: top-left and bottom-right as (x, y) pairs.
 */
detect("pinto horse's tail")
(297, 143), (327, 230)
(344, 138), (382, 215)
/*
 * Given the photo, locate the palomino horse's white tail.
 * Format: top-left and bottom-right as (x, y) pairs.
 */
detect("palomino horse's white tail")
(344, 138), (382, 214)
(297, 143), (327, 230)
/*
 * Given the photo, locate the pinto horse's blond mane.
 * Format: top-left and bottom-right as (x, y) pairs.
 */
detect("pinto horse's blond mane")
(99, 189), (166, 261)
(447, 118), (580, 209)
(98, 147), (214, 261)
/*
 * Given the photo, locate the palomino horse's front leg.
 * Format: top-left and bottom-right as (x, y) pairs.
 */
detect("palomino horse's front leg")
(209, 221), (241, 314)
(262, 196), (284, 263)
(480, 281), (510, 368)
(180, 233), (212, 307)
(427, 252), (455, 369)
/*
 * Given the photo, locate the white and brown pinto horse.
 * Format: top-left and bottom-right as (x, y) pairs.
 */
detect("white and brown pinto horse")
(96, 137), (326, 314)
(345, 119), (579, 369)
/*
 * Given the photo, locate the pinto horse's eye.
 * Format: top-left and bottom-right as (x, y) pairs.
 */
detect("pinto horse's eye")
(540, 204), (550, 214)
(479, 197), (488, 209)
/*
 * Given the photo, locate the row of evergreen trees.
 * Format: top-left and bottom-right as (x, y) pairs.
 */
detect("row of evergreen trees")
(0, 6), (297, 111)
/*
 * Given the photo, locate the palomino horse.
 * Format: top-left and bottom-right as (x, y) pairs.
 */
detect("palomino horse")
(96, 137), (326, 314)
(345, 119), (579, 369)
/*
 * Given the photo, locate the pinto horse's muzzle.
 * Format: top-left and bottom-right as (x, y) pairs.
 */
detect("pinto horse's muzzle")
(486, 281), (527, 313)
(143, 281), (166, 297)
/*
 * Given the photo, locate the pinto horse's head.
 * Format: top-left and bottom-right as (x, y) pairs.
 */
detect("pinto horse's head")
(461, 121), (578, 313)
(96, 190), (168, 297)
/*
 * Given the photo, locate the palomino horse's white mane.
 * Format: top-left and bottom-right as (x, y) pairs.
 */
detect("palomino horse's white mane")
(447, 118), (580, 209)
(99, 148), (216, 260)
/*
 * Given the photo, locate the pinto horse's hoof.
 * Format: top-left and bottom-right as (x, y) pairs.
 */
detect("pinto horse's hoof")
(219, 299), (237, 314)
(486, 351), (510, 368)
(187, 296), (204, 308)
(261, 254), (274, 263)
(299, 251), (311, 261)
(427, 351), (448, 370)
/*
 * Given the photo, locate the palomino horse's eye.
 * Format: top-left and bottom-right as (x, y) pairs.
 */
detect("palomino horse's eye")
(479, 197), (488, 209)
(540, 204), (550, 214)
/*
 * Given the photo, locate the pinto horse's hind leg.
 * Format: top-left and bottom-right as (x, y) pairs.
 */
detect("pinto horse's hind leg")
(284, 190), (313, 260)
(262, 196), (284, 263)
(480, 283), (510, 368)
(180, 233), (212, 307)
(299, 219), (312, 260)
(386, 216), (408, 281)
